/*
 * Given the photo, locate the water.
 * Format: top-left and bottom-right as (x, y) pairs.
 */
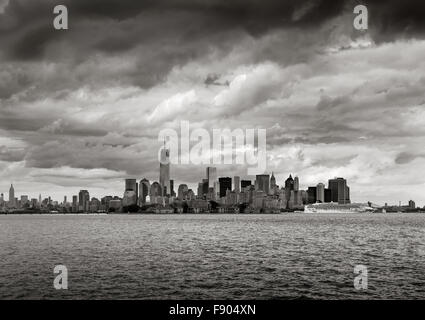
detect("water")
(0, 213), (424, 299)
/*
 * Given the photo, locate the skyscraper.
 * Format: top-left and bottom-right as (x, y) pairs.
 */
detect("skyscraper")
(241, 180), (252, 190)
(218, 177), (232, 198)
(206, 167), (217, 188)
(170, 179), (175, 197)
(234, 176), (240, 193)
(285, 175), (294, 191)
(150, 182), (163, 197)
(316, 183), (325, 203)
(178, 184), (188, 200)
(206, 167), (217, 199)
(294, 176), (299, 192)
(270, 173), (276, 194)
(159, 143), (171, 196)
(307, 187), (317, 204)
(124, 178), (138, 206)
(256, 174), (270, 194)
(139, 178), (150, 204)
(9, 184), (15, 208)
(72, 195), (78, 212)
(125, 179), (138, 193)
(78, 190), (90, 212)
(328, 178), (350, 204)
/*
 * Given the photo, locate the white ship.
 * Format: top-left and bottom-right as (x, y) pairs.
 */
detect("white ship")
(304, 202), (375, 213)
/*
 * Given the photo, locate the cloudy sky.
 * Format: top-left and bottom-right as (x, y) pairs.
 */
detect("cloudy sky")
(1, 0), (425, 206)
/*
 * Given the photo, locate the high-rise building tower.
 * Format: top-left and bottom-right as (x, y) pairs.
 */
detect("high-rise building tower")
(139, 179), (150, 204)
(178, 184), (188, 200)
(234, 176), (240, 193)
(256, 174), (270, 194)
(316, 183), (325, 203)
(294, 176), (299, 192)
(206, 167), (217, 198)
(78, 190), (90, 212)
(218, 177), (232, 198)
(9, 184), (15, 208)
(159, 142), (171, 196)
(285, 175), (294, 191)
(241, 180), (252, 190)
(328, 178), (350, 204)
(206, 167), (217, 188)
(270, 173), (276, 194)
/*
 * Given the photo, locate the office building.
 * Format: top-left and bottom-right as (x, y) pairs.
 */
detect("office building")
(328, 178), (350, 204)
(316, 183), (325, 203)
(159, 144), (171, 196)
(219, 177), (232, 198)
(256, 174), (270, 195)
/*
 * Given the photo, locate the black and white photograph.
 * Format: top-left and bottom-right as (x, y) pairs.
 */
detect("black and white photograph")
(0, 0), (425, 311)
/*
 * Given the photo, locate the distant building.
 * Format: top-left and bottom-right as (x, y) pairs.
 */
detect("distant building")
(316, 183), (325, 203)
(159, 144), (171, 196)
(206, 167), (217, 189)
(324, 188), (332, 203)
(8, 184), (15, 208)
(307, 187), (317, 204)
(72, 195), (78, 212)
(408, 200), (416, 209)
(294, 176), (299, 192)
(78, 190), (90, 212)
(178, 184), (188, 200)
(234, 176), (240, 193)
(219, 177), (232, 198)
(241, 180), (252, 190)
(170, 179), (175, 197)
(256, 174), (270, 195)
(328, 178), (350, 204)
(139, 179), (150, 204)
(150, 182), (163, 198)
(270, 173), (276, 195)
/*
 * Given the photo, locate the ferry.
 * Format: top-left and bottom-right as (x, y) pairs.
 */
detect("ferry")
(304, 202), (375, 213)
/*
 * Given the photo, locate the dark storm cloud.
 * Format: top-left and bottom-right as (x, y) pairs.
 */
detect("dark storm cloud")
(0, 0), (355, 62)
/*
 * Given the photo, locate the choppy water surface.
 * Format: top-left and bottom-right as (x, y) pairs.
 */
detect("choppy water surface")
(0, 213), (424, 299)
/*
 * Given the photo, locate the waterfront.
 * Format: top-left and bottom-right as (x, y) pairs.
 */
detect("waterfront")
(0, 213), (424, 299)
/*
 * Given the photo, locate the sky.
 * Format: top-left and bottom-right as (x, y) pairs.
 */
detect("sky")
(1, 0), (425, 206)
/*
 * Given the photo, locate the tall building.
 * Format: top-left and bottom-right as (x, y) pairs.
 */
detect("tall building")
(124, 178), (138, 206)
(178, 184), (188, 200)
(234, 176), (240, 193)
(409, 200), (416, 209)
(72, 195), (78, 212)
(328, 178), (350, 204)
(197, 183), (203, 198)
(206, 167), (217, 189)
(78, 190), (90, 212)
(256, 174), (270, 195)
(294, 176), (299, 192)
(8, 184), (15, 208)
(170, 179), (175, 197)
(324, 188), (332, 202)
(316, 183), (325, 203)
(125, 179), (138, 193)
(270, 173), (276, 194)
(285, 175), (294, 191)
(241, 180), (252, 190)
(202, 179), (209, 197)
(150, 182), (162, 197)
(218, 177), (232, 198)
(307, 187), (317, 204)
(159, 143), (171, 196)
(139, 179), (150, 204)
(21, 195), (29, 207)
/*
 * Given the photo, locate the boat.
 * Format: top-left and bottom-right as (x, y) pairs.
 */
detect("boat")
(304, 202), (375, 213)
